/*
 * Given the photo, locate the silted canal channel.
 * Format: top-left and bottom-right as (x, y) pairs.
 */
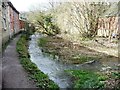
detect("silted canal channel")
(28, 34), (108, 88)
(28, 34), (74, 88)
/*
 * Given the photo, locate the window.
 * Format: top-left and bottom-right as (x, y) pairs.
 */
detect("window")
(2, 2), (7, 31)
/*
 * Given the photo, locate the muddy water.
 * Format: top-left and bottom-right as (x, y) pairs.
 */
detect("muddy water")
(28, 34), (118, 88)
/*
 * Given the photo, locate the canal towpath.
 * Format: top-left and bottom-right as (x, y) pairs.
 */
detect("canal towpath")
(2, 35), (37, 89)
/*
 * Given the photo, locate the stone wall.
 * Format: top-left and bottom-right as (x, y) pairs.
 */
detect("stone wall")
(2, 1), (20, 45)
(0, 0), (2, 53)
(2, 1), (10, 44)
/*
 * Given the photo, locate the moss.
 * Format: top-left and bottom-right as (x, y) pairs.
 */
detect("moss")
(37, 36), (101, 64)
(16, 33), (59, 89)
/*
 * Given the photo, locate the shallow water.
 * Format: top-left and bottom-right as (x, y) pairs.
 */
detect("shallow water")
(28, 34), (118, 88)
(28, 34), (75, 88)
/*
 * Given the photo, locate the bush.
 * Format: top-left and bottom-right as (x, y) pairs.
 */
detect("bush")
(37, 14), (60, 36)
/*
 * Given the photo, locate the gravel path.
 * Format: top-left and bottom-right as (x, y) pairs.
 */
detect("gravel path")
(2, 35), (37, 89)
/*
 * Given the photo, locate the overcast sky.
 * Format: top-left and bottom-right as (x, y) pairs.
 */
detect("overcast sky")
(9, 0), (119, 12)
(10, 0), (50, 12)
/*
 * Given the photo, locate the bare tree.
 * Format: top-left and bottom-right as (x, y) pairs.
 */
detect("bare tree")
(68, 1), (110, 38)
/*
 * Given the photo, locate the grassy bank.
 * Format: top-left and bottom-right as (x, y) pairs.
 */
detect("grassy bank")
(16, 33), (59, 89)
(38, 36), (101, 64)
(66, 70), (107, 89)
(66, 70), (120, 89)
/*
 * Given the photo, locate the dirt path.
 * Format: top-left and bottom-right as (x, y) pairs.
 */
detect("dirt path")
(2, 35), (37, 89)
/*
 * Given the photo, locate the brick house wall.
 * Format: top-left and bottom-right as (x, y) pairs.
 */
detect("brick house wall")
(8, 1), (19, 37)
(97, 16), (118, 38)
(2, 1), (10, 44)
(19, 20), (25, 30)
(97, 3), (118, 38)
(2, 0), (20, 46)
(13, 10), (20, 34)
(9, 6), (14, 38)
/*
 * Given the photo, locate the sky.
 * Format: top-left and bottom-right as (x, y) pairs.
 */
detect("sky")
(9, 0), (119, 12)
(10, 0), (50, 12)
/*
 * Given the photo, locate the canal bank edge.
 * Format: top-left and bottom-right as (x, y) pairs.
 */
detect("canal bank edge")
(16, 33), (59, 89)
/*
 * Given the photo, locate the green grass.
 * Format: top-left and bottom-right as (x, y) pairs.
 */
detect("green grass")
(38, 37), (59, 59)
(66, 70), (108, 89)
(38, 37), (48, 47)
(16, 33), (59, 89)
(111, 72), (120, 79)
(38, 36), (100, 64)
(71, 55), (99, 63)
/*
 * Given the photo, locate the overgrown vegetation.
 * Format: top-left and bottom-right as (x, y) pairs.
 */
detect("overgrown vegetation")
(66, 70), (107, 89)
(16, 33), (59, 89)
(65, 69), (120, 89)
(35, 13), (60, 36)
(25, 1), (119, 89)
(38, 36), (101, 64)
(71, 55), (99, 63)
(27, 1), (119, 41)
(38, 37), (48, 47)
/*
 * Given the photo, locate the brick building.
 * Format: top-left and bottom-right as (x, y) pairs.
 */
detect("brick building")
(19, 13), (27, 30)
(7, 1), (20, 38)
(97, 3), (119, 38)
(2, 0), (20, 44)
(19, 20), (25, 30)
(2, 0), (9, 44)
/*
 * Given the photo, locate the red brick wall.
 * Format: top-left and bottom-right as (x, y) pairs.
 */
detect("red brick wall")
(97, 16), (118, 37)
(19, 20), (25, 29)
(9, 7), (14, 32)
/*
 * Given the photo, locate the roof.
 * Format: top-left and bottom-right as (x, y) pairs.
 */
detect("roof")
(3, 0), (19, 14)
